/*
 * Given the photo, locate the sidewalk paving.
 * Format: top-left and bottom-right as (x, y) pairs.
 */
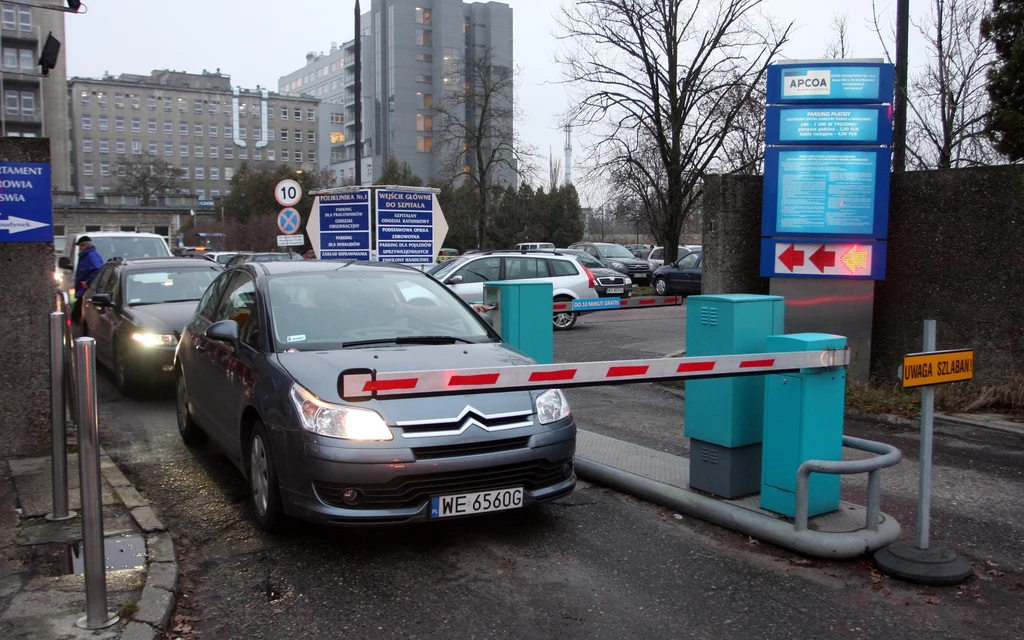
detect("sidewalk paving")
(1, 450), (177, 640)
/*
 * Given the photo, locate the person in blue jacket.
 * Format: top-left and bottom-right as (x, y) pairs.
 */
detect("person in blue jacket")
(71, 236), (104, 322)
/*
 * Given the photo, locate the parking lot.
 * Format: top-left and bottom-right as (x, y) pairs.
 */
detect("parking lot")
(86, 303), (1024, 638)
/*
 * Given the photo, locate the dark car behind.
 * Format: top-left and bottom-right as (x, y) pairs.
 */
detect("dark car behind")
(567, 242), (653, 284)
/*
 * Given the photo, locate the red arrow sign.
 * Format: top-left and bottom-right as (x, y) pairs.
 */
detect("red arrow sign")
(779, 244), (805, 272)
(809, 245), (836, 272)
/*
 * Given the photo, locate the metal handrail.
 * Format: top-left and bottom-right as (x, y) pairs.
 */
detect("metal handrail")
(794, 436), (903, 532)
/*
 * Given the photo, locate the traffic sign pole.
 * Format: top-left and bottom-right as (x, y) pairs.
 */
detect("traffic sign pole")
(917, 319), (936, 550)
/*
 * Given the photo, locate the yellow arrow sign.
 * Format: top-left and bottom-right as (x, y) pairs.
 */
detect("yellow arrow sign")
(902, 349), (974, 388)
(840, 245), (869, 274)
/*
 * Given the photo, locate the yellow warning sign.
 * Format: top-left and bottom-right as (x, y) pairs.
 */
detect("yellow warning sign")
(902, 350), (974, 388)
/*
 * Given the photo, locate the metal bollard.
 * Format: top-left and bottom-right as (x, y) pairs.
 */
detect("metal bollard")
(73, 338), (118, 630)
(46, 312), (76, 522)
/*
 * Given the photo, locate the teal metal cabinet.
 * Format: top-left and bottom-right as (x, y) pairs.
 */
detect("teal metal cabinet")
(760, 333), (847, 518)
(685, 294), (784, 498)
(483, 281), (553, 364)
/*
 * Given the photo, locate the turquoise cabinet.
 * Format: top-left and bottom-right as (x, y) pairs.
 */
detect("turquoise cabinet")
(483, 281), (553, 364)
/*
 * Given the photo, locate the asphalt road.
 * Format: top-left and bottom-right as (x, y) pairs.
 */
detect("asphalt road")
(95, 305), (1024, 638)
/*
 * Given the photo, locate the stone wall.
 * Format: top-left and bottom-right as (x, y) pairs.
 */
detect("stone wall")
(701, 174), (768, 295)
(0, 138), (55, 458)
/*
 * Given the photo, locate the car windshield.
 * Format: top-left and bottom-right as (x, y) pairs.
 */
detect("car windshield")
(252, 253), (296, 262)
(214, 253), (237, 265)
(568, 251), (603, 269)
(90, 237), (171, 261)
(596, 245), (635, 259)
(267, 270), (495, 351)
(125, 267), (220, 306)
(430, 257), (466, 279)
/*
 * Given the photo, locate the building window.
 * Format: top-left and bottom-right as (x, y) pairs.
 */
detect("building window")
(195, 166), (205, 180)
(224, 147), (234, 159)
(330, 131), (345, 143)
(307, 108), (315, 121)
(98, 116), (108, 131)
(120, 225), (137, 232)
(416, 29), (432, 46)
(210, 189), (219, 197)
(114, 93), (124, 108)
(307, 151), (315, 163)
(147, 97), (156, 110)
(5, 47), (21, 69)
(267, 128), (274, 141)
(53, 225), (66, 252)
(195, 123), (203, 136)
(225, 167), (234, 180)
(280, 129), (288, 142)
(209, 102), (218, 114)
(416, 7), (431, 24)
(164, 142), (173, 156)
(416, 136), (433, 153)
(307, 130), (315, 143)
(239, 125), (247, 139)
(415, 53), (433, 63)
(132, 140), (142, 155)
(179, 122), (187, 136)
(254, 128), (261, 141)
(209, 123), (218, 137)
(117, 164), (126, 176)
(18, 49), (32, 70)
(154, 225), (170, 243)
(1, 7), (15, 30)
(81, 115), (92, 130)
(178, 98), (187, 112)
(267, 149), (275, 161)
(97, 92), (107, 107)
(131, 96), (140, 109)
(209, 145), (218, 159)
(210, 167), (219, 180)
(17, 7), (30, 31)
(164, 121), (172, 135)
(196, 189), (205, 199)
(294, 128), (301, 141)
(82, 162), (93, 176)
(224, 125), (232, 138)
(131, 118), (141, 133)
(330, 113), (343, 124)
(163, 98), (171, 111)
(180, 166), (189, 179)
(254, 149), (262, 160)
(194, 145), (204, 158)
(82, 139), (92, 153)
(99, 139), (109, 153)
(193, 99), (202, 113)
(280, 149), (289, 162)
(280, 107), (288, 120)
(80, 91), (91, 106)
(180, 143), (188, 157)
(147, 119), (156, 133)
(294, 107), (301, 120)
(100, 162), (110, 176)
(416, 114), (433, 131)
(240, 148), (248, 160)
(19, 92), (33, 116)
(115, 117), (125, 132)
(116, 139), (125, 154)
(83, 186), (95, 200)
(148, 141), (157, 154)
(415, 75), (433, 84)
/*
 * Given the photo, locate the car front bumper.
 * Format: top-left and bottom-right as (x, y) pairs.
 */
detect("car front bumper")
(127, 343), (177, 381)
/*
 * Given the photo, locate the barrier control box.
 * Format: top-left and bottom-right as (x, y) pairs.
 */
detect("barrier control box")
(483, 281), (553, 365)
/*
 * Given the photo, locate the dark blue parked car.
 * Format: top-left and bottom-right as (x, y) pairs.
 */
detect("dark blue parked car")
(652, 250), (702, 296)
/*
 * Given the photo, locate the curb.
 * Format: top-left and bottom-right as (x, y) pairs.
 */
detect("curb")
(100, 452), (177, 640)
(844, 408), (1024, 439)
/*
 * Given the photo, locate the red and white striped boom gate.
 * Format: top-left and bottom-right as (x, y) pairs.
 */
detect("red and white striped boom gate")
(554, 295), (683, 313)
(339, 348), (850, 401)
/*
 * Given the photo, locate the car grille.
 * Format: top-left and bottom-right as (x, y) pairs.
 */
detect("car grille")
(313, 459), (573, 509)
(412, 436), (531, 461)
(399, 412), (532, 435)
(596, 276), (627, 286)
(627, 264), (649, 271)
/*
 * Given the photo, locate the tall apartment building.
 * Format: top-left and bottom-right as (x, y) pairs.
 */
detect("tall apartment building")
(278, 0), (514, 186)
(67, 69), (321, 201)
(1, 0), (71, 190)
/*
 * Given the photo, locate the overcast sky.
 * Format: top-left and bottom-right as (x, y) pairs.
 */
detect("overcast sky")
(65, 0), (924, 205)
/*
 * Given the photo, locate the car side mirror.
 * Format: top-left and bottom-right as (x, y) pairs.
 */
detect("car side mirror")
(58, 256), (73, 270)
(206, 319), (239, 346)
(91, 293), (112, 307)
(447, 274), (464, 285)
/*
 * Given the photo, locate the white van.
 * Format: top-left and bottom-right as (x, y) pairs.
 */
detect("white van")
(57, 232), (172, 297)
(513, 242), (555, 251)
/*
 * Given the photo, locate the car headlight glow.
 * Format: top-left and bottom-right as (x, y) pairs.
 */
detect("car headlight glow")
(536, 389), (570, 425)
(289, 383), (393, 441)
(611, 261), (625, 269)
(131, 332), (177, 347)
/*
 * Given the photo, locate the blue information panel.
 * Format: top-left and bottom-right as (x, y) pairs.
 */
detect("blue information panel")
(0, 162), (52, 243)
(762, 147), (891, 238)
(375, 190), (434, 264)
(319, 191), (371, 260)
(767, 63), (895, 104)
(766, 105), (892, 145)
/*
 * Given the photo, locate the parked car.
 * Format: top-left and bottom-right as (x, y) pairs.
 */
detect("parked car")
(624, 244), (653, 259)
(430, 250), (600, 330)
(566, 242), (653, 284)
(57, 232), (172, 299)
(652, 250), (703, 296)
(647, 245), (701, 270)
(202, 252), (239, 266)
(79, 257), (223, 394)
(437, 248), (460, 262)
(224, 252), (305, 268)
(513, 242), (555, 251)
(558, 249), (633, 298)
(173, 260), (576, 530)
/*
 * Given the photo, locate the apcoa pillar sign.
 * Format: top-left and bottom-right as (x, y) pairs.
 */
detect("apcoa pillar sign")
(0, 162), (52, 243)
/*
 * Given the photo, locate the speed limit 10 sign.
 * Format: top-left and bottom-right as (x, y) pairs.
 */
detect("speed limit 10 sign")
(275, 179), (303, 207)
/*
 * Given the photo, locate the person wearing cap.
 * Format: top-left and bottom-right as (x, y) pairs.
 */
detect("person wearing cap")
(71, 236), (104, 322)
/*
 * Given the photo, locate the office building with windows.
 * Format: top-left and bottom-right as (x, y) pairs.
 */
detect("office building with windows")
(1, 0), (71, 190)
(278, 0), (513, 186)
(67, 69), (321, 202)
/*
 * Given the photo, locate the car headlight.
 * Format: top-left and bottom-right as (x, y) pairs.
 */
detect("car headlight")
(536, 389), (570, 425)
(289, 383), (393, 441)
(131, 332), (177, 347)
(611, 261), (625, 269)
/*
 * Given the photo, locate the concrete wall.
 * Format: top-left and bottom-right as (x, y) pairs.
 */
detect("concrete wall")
(701, 166), (1024, 384)
(0, 137), (55, 458)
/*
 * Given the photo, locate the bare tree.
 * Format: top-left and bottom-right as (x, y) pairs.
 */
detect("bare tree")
(871, 0), (999, 169)
(433, 48), (524, 249)
(115, 154), (189, 205)
(824, 13), (853, 59)
(548, 152), (562, 191)
(712, 76), (767, 175)
(558, 0), (791, 265)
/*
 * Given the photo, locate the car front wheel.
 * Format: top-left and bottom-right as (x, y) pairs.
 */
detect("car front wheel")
(113, 340), (138, 396)
(653, 277), (668, 296)
(249, 421), (286, 532)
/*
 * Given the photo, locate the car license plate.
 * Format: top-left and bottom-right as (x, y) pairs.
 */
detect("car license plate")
(605, 287), (624, 294)
(430, 487), (523, 518)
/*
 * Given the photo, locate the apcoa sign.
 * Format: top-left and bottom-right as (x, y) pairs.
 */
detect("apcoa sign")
(901, 350), (974, 388)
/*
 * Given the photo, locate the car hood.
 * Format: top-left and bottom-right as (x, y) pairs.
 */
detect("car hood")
(590, 266), (629, 279)
(276, 342), (541, 424)
(125, 301), (198, 335)
(602, 256), (649, 267)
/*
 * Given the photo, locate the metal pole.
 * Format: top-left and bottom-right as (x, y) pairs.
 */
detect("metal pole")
(46, 312), (75, 522)
(73, 338), (118, 630)
(916, 319), (937, 550)
(354, 0), (362, 186)
(892, 0), (910, 173)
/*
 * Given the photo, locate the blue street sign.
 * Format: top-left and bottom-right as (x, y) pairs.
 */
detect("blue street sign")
(197, 199), (215, 209)
(375, 190), (434, 264)
(319, 191), (371, 260)
(766, 105), (893, 146)
(0, 162), (52, 243)
(572, 298), (624, 311)
(761, 147), (891, 239)
(767, 63), (895, 104)
(277, 207), (301, 234)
